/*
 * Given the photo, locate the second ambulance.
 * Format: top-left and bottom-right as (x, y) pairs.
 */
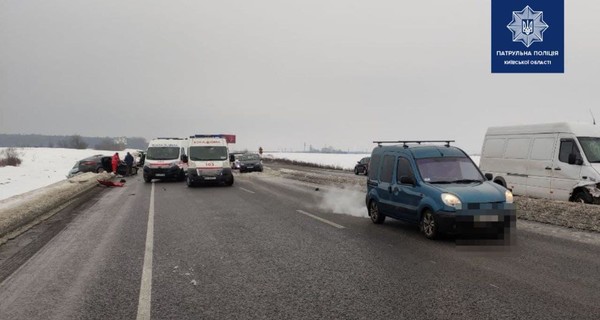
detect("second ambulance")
(186, 135), (234, 187)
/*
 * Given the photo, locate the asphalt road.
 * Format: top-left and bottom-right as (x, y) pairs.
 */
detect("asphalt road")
(0, 169), (599, 319)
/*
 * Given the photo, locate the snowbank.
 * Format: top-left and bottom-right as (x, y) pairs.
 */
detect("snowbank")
(0, 172), (111, 241)
(0, 147), (134, 201)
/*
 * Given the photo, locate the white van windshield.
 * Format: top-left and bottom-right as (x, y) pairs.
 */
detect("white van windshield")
(416, 157), (484, 183)
(190, 146), (228, 161)
(146, 147), (179, 160)
(578, 137), (600, 163)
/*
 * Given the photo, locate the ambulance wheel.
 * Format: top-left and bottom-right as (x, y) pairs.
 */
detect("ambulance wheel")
(186, 176), (195, 188)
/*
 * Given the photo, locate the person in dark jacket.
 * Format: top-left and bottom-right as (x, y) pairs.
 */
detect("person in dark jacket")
(112, 152), (120, 174)
(124, 152), (134, 176)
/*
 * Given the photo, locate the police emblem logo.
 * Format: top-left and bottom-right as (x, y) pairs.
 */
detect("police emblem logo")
(522, 19), (534, 35)
(507, 6), (549, 48)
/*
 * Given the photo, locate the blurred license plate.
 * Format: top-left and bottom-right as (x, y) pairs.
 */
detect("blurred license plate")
(156, 173), (165, 177)
(204, 177), (216, 180)
(247, 166), (254, 168)
(475, 215), (500, 222)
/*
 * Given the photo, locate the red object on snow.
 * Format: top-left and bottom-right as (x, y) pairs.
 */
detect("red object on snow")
(97, 179), (124, 187)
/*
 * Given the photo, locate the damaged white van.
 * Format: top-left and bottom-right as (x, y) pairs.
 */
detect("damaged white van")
(479, 122), (600, 203)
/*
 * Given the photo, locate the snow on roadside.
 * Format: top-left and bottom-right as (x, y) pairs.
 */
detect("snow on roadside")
(263, 153), (370, 170)
(0, 147), (128, 201)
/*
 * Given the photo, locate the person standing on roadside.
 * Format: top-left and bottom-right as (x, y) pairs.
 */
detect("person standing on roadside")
(112, 152), (120, 175)
(124, 152), (134, 176)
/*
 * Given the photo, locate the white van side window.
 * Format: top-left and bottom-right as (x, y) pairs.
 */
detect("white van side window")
(504, 138), (531, 159)
(482, 139), (506, 158)
(530, 138), (555, 160)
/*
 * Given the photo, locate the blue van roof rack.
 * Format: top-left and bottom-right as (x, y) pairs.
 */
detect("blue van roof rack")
(373, 140), (455, 148)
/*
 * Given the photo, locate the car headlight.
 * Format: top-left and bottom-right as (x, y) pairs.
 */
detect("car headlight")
(441, 193), (462, 210)
(505, 190), (514, 203)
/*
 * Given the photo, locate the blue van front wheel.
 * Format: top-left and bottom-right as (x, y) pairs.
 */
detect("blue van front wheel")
(369, 201), (385, 224)
(421, 210), (438, 239)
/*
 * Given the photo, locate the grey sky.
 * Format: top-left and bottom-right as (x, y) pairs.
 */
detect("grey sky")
(1, 0), (598, 154)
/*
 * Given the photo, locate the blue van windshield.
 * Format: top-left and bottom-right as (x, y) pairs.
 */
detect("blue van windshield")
(416, 157), (483, 183)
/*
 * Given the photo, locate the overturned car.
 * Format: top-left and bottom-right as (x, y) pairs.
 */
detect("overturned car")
(68, 154), (137, 177)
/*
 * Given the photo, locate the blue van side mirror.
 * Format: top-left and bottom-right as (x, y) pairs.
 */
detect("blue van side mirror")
(485, 173), (493, 181)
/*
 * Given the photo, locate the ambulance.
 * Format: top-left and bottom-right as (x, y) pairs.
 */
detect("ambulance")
(186, 134), (235, 187)
(143, 137), (189, 183)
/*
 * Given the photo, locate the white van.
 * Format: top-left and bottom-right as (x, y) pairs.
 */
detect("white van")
(479, 122), (600, 203)
(186, 135), (234, 187)
(143, 137), (189, 183)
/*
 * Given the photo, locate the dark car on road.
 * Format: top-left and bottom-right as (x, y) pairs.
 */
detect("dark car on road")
(354, 157), (370, 175)
(229, 152), (245, 170)
(238, 153), (263, 173)
(67, 154), (137, 177)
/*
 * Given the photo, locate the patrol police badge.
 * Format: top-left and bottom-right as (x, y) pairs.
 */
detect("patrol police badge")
(507, 6), (549, 48)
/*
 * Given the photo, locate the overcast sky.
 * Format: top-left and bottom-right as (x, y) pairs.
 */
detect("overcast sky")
(1, 0), (599, 153)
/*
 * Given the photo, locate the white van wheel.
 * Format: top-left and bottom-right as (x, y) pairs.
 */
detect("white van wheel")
(572, 190), (592, 204)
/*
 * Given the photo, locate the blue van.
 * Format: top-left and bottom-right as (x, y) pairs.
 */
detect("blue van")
(365, 141), (516, 239)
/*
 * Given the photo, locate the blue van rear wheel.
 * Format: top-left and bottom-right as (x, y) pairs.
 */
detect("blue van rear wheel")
(369, 201), (385, 224)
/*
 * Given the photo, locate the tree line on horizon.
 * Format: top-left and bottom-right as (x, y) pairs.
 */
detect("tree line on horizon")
(0, 134), (148, 150)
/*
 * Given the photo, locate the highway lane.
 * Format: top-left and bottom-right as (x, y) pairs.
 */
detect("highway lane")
(0, 170), (599, 319)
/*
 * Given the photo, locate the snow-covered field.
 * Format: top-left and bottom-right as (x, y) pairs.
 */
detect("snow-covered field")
(264, 153), (481, 170)
(0, 147), (121, 201)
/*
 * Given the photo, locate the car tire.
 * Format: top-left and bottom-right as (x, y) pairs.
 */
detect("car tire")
(354, 167), (359, 175)
(144, 176), (151, 183)
(178, 170), (186, 182)
(225, 175), (234, 186)
(421, 210), (439, 240)
(369, 200), (385, 224)
(572, 190), (593, 204)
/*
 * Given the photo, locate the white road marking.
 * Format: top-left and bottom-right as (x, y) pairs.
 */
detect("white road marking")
(239, 187), (255, 194)
(136, 182), (155, 320)
(490, 284), (500, 289)
(296, 210), (345, 229)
